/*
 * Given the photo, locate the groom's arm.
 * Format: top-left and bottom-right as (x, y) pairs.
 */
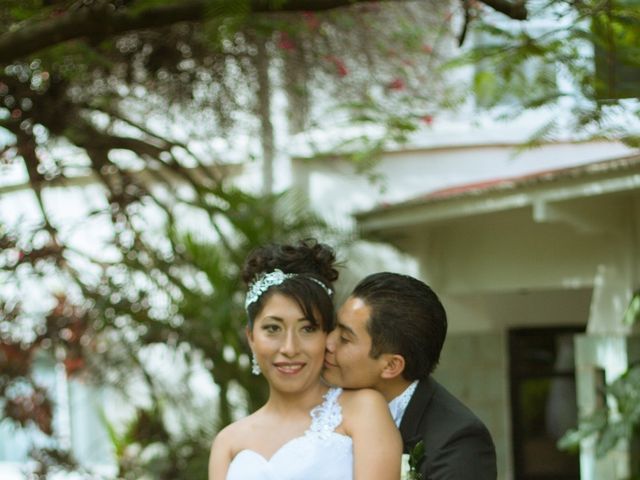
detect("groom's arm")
(422, 422), (496, 480)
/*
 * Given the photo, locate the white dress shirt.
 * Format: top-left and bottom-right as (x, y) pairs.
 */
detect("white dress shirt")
(388, 380), (419, 427)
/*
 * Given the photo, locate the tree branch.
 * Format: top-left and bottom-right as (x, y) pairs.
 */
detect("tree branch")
(479, 0), (527, 20)
(0, 0), (528, 64)
(0, 0), (394, 64)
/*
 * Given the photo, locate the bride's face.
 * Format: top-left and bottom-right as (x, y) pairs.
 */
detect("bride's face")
(247, 293), (327, 394)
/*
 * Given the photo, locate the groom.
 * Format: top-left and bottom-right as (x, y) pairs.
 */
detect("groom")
(323, 272), (497, 479)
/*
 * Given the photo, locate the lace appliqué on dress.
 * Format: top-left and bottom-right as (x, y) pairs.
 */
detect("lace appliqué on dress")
(308, 387), (344, 439)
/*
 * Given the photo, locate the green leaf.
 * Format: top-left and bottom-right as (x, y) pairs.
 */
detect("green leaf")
(409, 440), (425, 477)
(473, 69), (498, 107)
(623, 291), (640, 325)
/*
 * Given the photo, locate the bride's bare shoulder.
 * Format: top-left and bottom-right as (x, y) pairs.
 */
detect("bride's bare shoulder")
(213, 411), (261, 446)
(209, 414), (261, 479)
(339, 388), (387, 410)
(338, 388), (390, 427)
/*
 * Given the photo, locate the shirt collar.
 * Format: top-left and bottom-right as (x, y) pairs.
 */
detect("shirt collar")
(388, 380), (419, 427)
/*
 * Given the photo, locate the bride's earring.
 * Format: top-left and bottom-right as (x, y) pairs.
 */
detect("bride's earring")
(251, 353), (261, 376)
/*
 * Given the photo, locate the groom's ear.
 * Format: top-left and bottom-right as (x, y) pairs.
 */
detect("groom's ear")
(380, 354), (406, 380)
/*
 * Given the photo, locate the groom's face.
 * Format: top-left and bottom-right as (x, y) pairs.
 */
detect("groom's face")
(323, 296), (387, 390)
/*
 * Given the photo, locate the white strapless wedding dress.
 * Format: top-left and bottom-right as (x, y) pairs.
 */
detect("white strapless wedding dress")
(226, 387), (353, 480)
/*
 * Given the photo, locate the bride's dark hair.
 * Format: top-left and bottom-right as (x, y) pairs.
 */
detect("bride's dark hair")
(242, 238), (339, 331)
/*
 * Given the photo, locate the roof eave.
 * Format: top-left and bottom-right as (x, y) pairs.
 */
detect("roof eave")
(356, 162), (640, 236)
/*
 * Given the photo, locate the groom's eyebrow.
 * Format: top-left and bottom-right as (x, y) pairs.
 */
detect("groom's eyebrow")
(337, 322), (356, 338)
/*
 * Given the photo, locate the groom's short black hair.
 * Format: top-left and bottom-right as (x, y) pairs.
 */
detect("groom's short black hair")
(351, 272), (447, 381)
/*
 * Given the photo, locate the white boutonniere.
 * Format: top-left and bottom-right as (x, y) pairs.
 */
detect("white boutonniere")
(400, 454), (413, 480)
(400, 441), (424, 480)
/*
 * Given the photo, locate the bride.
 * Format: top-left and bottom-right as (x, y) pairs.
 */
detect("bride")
(208, 240), (401, 479)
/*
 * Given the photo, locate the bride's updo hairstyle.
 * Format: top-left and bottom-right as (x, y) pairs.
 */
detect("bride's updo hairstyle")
(242, 239), (339, 332)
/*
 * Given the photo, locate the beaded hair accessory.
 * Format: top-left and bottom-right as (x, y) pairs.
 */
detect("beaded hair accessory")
(244, 269), (333, 310)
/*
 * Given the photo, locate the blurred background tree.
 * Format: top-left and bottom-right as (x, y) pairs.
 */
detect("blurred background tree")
(0, 0), (454, 478)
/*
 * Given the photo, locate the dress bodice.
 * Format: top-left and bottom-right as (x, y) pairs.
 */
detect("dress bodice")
(226, 387), (353, 480)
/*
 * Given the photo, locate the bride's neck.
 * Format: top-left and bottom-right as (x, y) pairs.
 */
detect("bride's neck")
(265, 381), (328, 414)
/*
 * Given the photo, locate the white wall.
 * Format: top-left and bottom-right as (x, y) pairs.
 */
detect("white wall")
(416, 207), (616, 294)
(439, 289), (592, 334)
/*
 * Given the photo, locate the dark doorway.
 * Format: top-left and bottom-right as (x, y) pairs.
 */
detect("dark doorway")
(509, 327), (584, 480)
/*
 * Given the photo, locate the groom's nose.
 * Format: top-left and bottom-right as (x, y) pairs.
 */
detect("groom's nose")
(325, 329), (337, 353)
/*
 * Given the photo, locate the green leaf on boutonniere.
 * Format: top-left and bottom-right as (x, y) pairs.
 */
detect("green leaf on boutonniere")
(408, 440), (425, 479)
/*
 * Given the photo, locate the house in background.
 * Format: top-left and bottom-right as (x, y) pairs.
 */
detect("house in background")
(293, 135), (640, 479)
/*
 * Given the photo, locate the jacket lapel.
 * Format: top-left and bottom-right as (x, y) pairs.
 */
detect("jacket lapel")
(399, 377), (436, 452)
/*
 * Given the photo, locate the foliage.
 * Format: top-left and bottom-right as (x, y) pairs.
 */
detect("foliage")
(558, 365), (640, 457)
(458, 0), (640, 147)
(558, 290), (640, 463)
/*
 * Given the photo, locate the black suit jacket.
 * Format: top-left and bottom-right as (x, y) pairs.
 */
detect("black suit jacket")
(399, 377), (497, 480)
